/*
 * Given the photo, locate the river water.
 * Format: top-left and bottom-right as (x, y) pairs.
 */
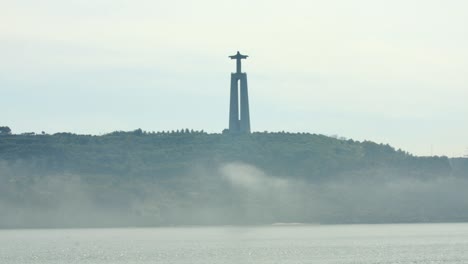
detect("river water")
(1, 223), (467, 263)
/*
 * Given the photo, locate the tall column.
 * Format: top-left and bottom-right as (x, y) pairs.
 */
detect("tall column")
(239, 73), (250, 133)
(228, 51), (251, 134)
(229, 74), (240, 132)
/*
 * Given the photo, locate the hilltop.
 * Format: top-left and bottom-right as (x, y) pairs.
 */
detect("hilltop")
(0, 129), (457, 179)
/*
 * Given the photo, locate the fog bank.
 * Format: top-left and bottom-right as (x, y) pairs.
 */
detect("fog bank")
(1, 161), (468, 228)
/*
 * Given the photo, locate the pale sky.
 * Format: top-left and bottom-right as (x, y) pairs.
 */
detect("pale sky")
(1, 0), (467, 157)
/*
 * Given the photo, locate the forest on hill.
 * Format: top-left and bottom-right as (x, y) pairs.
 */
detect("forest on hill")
(0, 129), (467, 228)
(0, 129), (457, 179)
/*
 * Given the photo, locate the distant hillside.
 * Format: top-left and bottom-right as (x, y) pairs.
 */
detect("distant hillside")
(0, 130), (456, 179)
(0, 130), (467, 228)
(450, 158), (468, 177)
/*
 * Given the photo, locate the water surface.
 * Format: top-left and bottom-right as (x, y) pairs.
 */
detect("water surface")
(1, 223), (467, 263)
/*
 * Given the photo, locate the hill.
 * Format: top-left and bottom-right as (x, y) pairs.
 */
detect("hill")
(0, 130), (467, 227)
(0, 130), (455, 179)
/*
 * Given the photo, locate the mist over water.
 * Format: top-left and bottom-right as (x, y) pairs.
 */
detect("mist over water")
(1, 161), (468, 228)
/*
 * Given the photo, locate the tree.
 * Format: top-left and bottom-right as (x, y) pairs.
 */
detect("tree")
(0, 126), (11, 135)
(133, 128), (143, 136)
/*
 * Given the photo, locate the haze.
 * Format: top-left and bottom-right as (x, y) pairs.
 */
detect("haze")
(2, 160), (468, 228)
(1, 0), (467, 156)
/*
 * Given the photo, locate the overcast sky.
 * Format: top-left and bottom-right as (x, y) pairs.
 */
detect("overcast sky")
(1, 0), (467, 157)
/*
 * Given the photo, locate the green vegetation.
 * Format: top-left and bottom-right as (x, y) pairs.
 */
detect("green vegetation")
(0, 129), (467, 228)
(0, 126), (11, 135)
(0, 129), (456, 179)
